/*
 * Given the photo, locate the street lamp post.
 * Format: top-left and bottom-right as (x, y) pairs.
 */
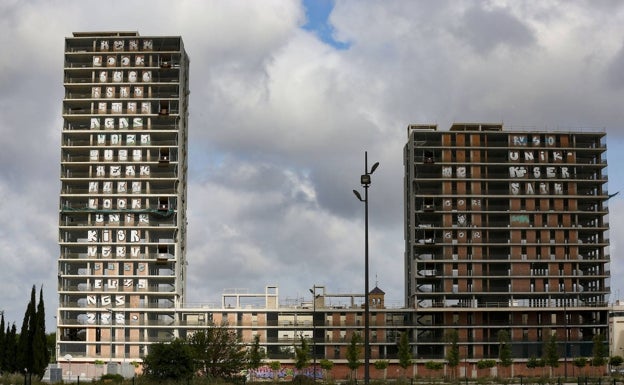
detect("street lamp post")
(353, 151), (379, 385)
(309, 286), (320, 379)
(564, 290), (568, 380)
(463, 345), (469, 380)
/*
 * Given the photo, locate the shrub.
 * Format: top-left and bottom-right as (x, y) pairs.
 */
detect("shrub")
(292, 374), (315, 385)
(476, 359), (496, 369)
(100, 373), (124, 382)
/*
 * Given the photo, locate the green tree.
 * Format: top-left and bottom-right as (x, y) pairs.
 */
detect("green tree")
(591, 333), (607, 375)
(142, 339), (195, 380)
(544, 333), (559, 376)
(397, 332), (412, 378)
(32, 287), (49, 377)
(17, 286), (36, 374)
(5, 323), (18, 373)
(294, 335), (310, 372)
(319, 359), (333, 381)
(346, 332), (362, 380)
(269, 361), (281, 381)
(248, 334), (264, 381)
(498, 330), (513, 378)
(536, 357), (546, 377)
(46, 333), (56, 364)
(610, 355), (624, 369)
(476, 360), (496, 370)
(445, 330), (460, 379)
(186, 323), (248, 379)
(526, 355), (538, 377)
(0, 313), (4, 372)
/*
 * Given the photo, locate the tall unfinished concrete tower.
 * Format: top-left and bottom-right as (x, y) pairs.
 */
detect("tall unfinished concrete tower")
(404, 124), (610, 360)
(58, 32), (189, 367)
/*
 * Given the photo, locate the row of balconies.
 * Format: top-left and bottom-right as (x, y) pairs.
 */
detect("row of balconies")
(413, 163), (606, 179)
(408, 136), (605, 152)
(413, 238), (608, 247)
(414, 254), (608, 262)
(412, 186), (607, 198)
(61, 168), (177, 179)
(58, 284), (176, 294)
(65, 36), (182, 53)
(61, 178), (176, 193)
(416, 202), (607, 213)
(59, 251), (177, 260)
(66, 61), (180, 74)
(64, 67), (180, 84)
(62, 148), (176, 163)
(63, 114), (182, 130)
(59, 272), (177, 281)
(414, 286), (609, 296)
(413, 299), (608, 309)
(415, 267), (604, 276)
(59, 254), (174, 269)
(417, 269), (604, 278)
(63, 101), (180, 116)
(59, 235), (177, 245)
(60, 196), (175, 209)
(61, 137), (179, 148)
(59, 219), (176, 228)
(65, 82), (179, 98)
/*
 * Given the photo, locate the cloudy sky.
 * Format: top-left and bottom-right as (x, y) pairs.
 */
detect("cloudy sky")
(2, 0), (624, 329)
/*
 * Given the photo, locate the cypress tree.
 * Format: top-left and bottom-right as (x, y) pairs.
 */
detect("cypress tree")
(7, 323), (18, 373)
(33, 286), (49, 377)
(0, 313), (5, 371)
(17, 285), (37, 373)
(397, 331), (412, 377)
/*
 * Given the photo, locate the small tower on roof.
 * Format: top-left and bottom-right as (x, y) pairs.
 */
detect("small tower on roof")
(369, 286), (385, 309)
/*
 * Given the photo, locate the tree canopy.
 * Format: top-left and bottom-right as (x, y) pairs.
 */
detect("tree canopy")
(498, 330), (513, 367)
(445, 330), (460, 370)
(397, 332), (412, 371)
(142, 339), (195, 380)
(248, 334), (264, 372)
(346, 332), (362, 376)
(294, 335), (311, 371)
(591, 333), (607, 367)
(186, 324), (248, 379)
(544, 334), (559, 368)
(3, 285), (49, 377)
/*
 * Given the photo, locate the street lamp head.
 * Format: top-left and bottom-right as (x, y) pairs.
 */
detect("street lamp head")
(353, 189), (364, 202)
(370, 162), (380, 175)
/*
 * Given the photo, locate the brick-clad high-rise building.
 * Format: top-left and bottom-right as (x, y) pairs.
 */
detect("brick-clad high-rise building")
(404, 124), (609, 362)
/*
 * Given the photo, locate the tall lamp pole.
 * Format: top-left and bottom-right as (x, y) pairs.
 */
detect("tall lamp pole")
(564, 290), (568, 379)
(353, 151), (379, 385)
(309, 286), (320, 379)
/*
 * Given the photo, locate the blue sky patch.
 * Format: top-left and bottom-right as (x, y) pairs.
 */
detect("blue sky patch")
(302, 0), (351, 50)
